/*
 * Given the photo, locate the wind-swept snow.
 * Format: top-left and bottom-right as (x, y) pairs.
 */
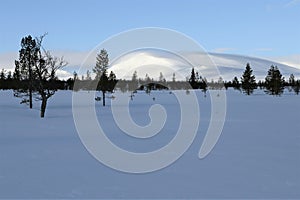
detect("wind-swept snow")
(0, 89), (300, 198)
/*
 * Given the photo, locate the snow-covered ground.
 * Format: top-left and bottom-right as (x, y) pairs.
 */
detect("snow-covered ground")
(1, 89), (300, 198)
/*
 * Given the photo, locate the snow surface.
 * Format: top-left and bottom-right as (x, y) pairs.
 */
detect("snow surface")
(1, 89), (300, 198)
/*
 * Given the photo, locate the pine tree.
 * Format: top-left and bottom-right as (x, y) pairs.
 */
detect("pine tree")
(232, 76), (241, 90)
(145, 73), (151, 84)
(189, 68), (198, 89)
(0, 69), (5, 90)
(93, 49), (109, 106)
(93, 49), (109, 79)
(0, 69), (5, 80)
(257, 80), (264, 89)
(129, 70), (138, 91)
(170, 72), (177, 90)
(241, 63), (257, 95)
(14, 35), (39, 108)
(13, 61), (21, 81)
(199, 77), (208, 96)
(159, 72), (166, 83)
(289, 74), (295, 86)
(13, 34), (67, 117)
(172, 73), (176, 82)
(86, 70), (92, 80)
(217, 76), (224, 89)
(7, 71), (12, 80)
(108, 71), (117, 92)
(265, 65), (285, 96)
(293, 80), (300, 95)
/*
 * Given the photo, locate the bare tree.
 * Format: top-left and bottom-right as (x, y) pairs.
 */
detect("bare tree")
(34, 35), (67, 117)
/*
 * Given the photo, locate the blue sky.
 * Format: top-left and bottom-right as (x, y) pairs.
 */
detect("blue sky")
(1, 0), (299, 54)
(0, 0), (299, 73)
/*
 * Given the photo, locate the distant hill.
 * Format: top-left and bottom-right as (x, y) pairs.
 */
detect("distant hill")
(209, 53), (300, 80)
(109, 50), (300, 81)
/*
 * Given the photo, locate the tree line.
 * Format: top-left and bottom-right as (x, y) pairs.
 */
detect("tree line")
(60, 62), (300, 97)
(223, 63), (300, 96)
(1, 35), (300, 117)
(2, 50), (299, 98)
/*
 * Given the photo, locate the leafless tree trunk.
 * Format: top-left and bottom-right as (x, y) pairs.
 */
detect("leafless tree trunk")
(102, 90), (106, 106)
(40, 94), (47, 118)
(34, 34), (67, 118)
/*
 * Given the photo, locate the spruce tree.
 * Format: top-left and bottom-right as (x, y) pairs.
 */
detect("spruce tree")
(129, 70), (138, 91)
(0, 69), (5, 90)
(217, 77), (224, 89)
(199, 77), (208, 96)
(159, 72), (166, 83)
(264, 65), (285, 96)
(172, 73), (176, 82)
(241, 63), (257, 95)
(293, 80), (300, 95)
(108, 71), (117, 92)
(171, 73), (177, 90)
(289, 74), (295, 86)
(0, 69), (5, 80)
(13, 61), (21, 81)
(232, 76), (241, 90)
(189, 68), (198, 89)
(93, 49), (109, 106)
(14, 35), (39, 108)
(86, 70), (92, 80)
(7, 71), (12, 80)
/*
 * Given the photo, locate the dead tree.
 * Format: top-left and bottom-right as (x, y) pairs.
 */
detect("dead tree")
(34, 35), (67, 118)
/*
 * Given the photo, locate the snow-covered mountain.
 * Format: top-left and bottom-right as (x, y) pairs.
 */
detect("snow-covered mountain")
(209, 53), (300, 80)
(109, 50), (300, 81)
